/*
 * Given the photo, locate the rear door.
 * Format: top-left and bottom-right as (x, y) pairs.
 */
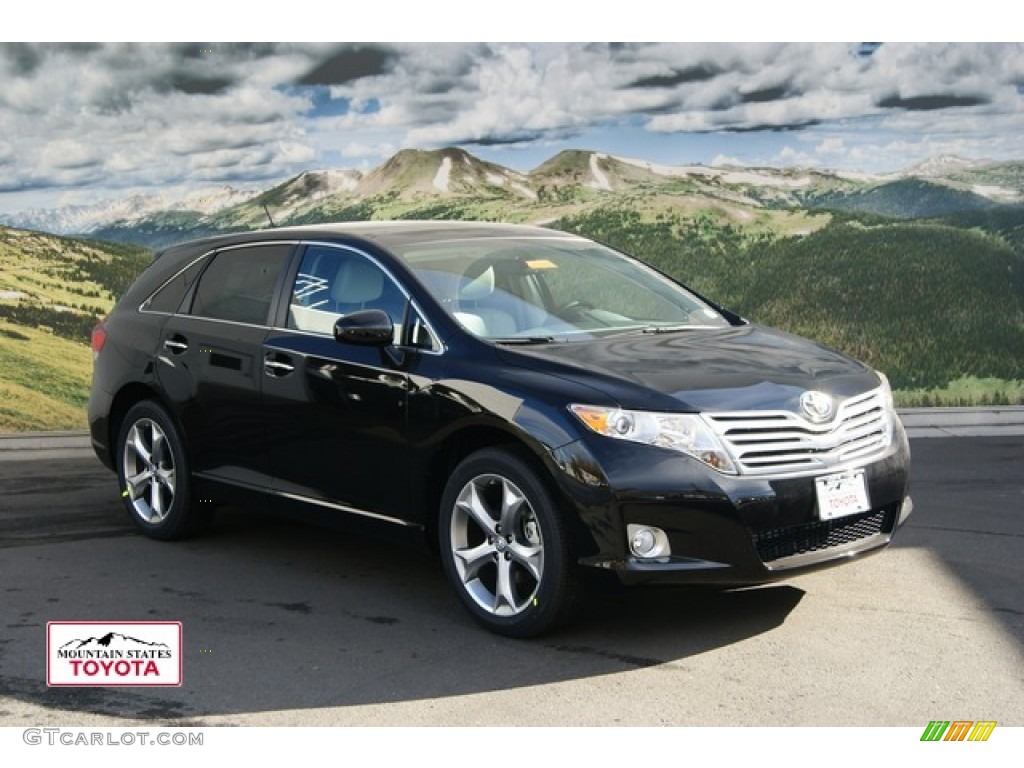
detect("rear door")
(156, 242), (293, 489)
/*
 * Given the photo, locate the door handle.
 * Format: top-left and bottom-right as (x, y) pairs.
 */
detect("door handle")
(163, 336), (188, 354)
(264, 353), (295, 376)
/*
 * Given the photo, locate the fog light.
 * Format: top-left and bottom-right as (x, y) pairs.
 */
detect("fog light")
(631, 528), (656, 556)
(627, 524), (671, 559)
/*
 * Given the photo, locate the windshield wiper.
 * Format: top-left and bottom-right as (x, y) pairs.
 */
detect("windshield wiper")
(640, 325), (694, 334)
(491, 336), (557, 345)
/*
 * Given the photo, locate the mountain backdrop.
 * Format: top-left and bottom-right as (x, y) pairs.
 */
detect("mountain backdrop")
(1, 147), (1023, 430)
(7, 147), (1024, 247)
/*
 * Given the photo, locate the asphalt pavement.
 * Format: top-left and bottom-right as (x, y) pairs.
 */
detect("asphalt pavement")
(0, 410), (1021, 726)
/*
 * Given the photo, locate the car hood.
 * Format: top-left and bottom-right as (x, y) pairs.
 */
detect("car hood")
(498, 324), (881, 412)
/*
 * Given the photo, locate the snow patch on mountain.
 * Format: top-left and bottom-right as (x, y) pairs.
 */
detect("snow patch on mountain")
(718, 171), (812, 188)
(433, 157), (452, 192)
(907, 155), (980, 178)
(589, 153), (612, 190)
(971, 184), (1020, 202)
(835, 170), (888, 182)
(613, 155), (711, 178)
(2, 185), (259, 235)
(174, 185), (260, 212)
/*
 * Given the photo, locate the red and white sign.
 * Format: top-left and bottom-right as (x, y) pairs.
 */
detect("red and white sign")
(47, 621), (183, 687)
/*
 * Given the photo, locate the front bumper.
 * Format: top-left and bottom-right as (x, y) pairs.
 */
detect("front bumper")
(551, 417), (913, 586)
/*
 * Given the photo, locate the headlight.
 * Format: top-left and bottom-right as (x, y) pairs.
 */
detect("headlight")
(876, 371), (894, 410)
(569, 404), (737, 474)
(876, 371), (897, 435)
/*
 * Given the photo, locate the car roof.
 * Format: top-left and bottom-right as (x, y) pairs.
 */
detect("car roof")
(155, 221), (584, 262)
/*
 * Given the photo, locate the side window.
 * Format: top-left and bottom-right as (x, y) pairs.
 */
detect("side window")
(143, 257), (208, 314)
(287, 246), (407, 338)
(190, 244), (291, 325)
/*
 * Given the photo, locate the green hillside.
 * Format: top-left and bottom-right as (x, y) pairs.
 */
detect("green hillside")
(552, 209), (1024, 393)
(0, 226), (151, 430)
(0, 319), (97, 430)
(3, 165), (1024, 431)
(739, 222), (1024, 389)
(808, 179), (999, 219)
(932, 206), (1024, 252)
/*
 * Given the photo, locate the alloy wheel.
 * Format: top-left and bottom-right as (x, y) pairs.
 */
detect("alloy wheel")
(122, 417), (177, 524)
(449, 473), (545, 617)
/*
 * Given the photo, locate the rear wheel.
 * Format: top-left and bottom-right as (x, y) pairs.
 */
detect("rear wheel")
(116, 401), (209, 540)
(439, 447), (580, 638)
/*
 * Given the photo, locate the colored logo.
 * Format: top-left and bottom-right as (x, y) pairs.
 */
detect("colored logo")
(920, 721), (997, 742)
(47, 621), (183, 687)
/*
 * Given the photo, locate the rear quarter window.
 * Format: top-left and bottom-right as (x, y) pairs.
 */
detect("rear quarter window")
(142, 256), (209, 314)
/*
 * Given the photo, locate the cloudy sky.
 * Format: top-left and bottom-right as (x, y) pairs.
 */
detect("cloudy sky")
(1, 41), (1022, 215)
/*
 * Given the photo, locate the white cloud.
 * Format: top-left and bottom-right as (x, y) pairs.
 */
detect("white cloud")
(0, 42), (1022, 212)
(340, 141), (396, 158)
(39, 140), (103, 171)
(776, 146), (818, 167)
(816, 137), (845, 155)
(276, 141), (316, 164)
(711, 154), (743, 167)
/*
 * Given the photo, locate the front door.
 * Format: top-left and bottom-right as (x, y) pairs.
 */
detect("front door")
(261, 244), (412, 519)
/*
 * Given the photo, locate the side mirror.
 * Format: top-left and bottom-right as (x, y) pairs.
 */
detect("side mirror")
(333, 310), (394, 346)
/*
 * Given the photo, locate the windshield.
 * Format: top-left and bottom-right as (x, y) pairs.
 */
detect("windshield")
(392, 235), (731, 341)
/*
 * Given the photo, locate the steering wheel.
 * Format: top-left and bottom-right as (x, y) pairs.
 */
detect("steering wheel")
(558, 299), (594, 317)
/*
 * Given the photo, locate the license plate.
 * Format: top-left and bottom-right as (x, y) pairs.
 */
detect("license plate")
(815, 469), (870, 520)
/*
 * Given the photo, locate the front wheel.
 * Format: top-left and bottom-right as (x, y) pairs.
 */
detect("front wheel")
(116, 401), (209, 540)
(439, 447), (580, 638)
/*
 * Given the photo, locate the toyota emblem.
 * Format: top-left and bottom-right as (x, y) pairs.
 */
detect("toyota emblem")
(800, 391), (834, 423)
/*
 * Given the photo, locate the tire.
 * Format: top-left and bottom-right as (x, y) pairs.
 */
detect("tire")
(116, 401), (208, 541)
(439, 447), (580, 638)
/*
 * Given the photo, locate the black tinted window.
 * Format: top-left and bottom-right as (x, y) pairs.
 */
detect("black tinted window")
(190, 245), (290, 325)
(143, 257), (208, 314)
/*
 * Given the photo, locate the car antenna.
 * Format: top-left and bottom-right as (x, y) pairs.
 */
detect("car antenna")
(262, 204), (277, 228)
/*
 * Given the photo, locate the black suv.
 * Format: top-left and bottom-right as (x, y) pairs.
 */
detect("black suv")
(89, 221), (912, 637)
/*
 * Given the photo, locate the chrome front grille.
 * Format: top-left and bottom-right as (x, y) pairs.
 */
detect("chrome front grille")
(705, 388), (892, 476)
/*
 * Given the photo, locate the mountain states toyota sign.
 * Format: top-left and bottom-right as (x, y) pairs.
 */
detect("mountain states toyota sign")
(47, 621), (183, 687)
